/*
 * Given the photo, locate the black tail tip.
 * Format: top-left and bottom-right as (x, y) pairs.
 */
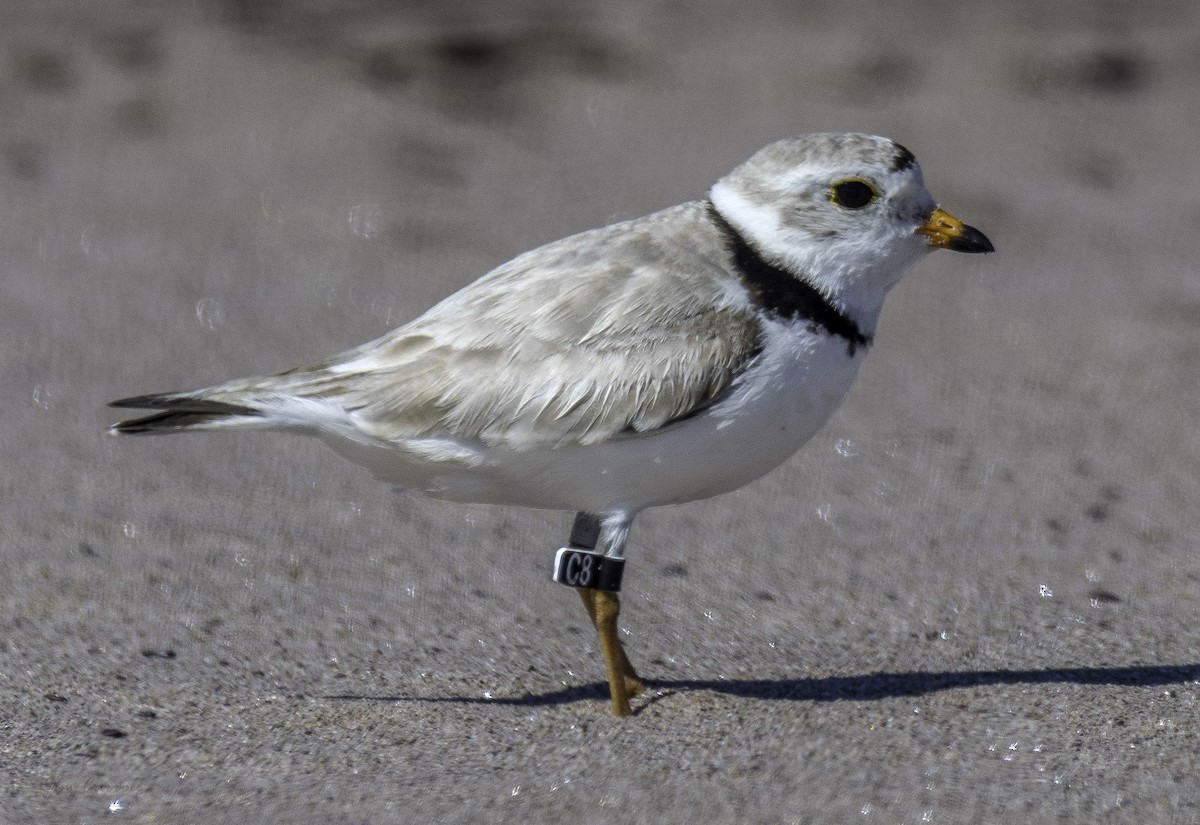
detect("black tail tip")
(106, 394), (258, 434)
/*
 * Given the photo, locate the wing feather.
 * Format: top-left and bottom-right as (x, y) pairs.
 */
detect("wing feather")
(152, 201), (763, 449)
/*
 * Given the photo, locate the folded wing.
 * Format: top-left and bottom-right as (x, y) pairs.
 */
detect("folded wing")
(110, 202), (763, 450)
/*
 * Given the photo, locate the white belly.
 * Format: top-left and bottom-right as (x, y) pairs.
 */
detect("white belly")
(321, 324), (865, 516)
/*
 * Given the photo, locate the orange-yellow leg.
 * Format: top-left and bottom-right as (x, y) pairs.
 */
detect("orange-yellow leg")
(578, 588), (644, 715)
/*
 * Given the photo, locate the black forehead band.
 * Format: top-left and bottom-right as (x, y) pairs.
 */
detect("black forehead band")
(890, 143), (917, 172)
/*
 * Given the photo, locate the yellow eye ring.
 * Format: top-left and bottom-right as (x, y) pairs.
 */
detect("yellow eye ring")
(830, 179), (877, 209)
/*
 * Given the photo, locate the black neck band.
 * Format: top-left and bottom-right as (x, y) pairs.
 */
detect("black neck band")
(706, 200), (871, 356)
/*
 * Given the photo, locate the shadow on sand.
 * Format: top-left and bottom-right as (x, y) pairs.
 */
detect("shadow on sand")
(326, 663), (1200, 710)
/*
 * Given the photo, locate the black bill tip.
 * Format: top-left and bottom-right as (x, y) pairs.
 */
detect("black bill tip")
(949, 223), (994, 254)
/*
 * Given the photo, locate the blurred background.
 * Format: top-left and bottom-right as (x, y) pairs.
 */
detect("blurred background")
(3, 1), (1200, 822)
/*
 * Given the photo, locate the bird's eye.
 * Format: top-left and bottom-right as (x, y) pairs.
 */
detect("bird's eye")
(830, 179), (876, 209)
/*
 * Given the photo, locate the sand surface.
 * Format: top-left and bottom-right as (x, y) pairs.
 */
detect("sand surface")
(4, 1), (1200, 822)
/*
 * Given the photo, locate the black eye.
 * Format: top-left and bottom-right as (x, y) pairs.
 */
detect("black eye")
(830, 179), (876, 209)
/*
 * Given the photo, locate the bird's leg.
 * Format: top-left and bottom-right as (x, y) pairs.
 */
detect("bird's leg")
(589, 589), (643, 715)
(565, 512), (643, 715)
(577, 588), (644, 701)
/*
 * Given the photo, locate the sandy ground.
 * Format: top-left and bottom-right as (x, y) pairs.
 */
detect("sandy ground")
(3, 1), (1200, 822)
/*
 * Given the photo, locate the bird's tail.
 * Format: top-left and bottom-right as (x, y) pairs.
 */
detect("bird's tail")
(107, 393), (263, 435)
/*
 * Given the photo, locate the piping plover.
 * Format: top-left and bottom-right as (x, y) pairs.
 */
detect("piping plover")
(110, 133), (993, 715)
